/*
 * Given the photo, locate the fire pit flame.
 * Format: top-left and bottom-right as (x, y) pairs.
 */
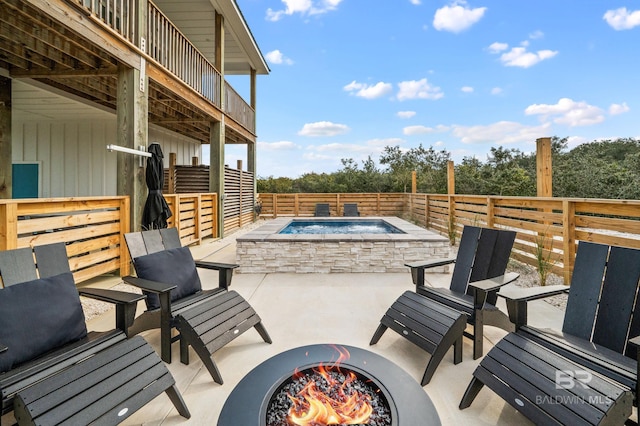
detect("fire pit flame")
(287, 347), (374, 425)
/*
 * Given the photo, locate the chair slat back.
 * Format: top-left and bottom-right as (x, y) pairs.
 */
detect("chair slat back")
(314, 203), (330, 217)
(472, 229), (516, 304)
(449, 226), (516, 302)
(160, 228), (182, 249)
(141, 230), (165, 254)
(449, 226), (482, 294)
(593, 246), (640, 355)
(562, 242), (610, 341)
(343, 204), (359, 217)
(0, 248), (38, 287)
(125, 232), (148, 260)
(34, 243), (70, 279)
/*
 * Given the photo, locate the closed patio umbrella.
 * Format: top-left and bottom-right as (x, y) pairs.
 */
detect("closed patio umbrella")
(141, 143), (172, 230)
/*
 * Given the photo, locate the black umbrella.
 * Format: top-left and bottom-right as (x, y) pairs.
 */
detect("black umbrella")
(141, 143), (172, 230)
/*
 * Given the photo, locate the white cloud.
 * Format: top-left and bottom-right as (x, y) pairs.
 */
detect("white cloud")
(298, 121), (350, 137)
(397, 111), (416, 119)
(604, 8), (640, 30)
(409, 0), (421, 4)
(461, 86), (474, 93)
(498, 46), (558, 68)
(302, 152), (333, 161)
(397, 78), (444, 101)
(488, 42), (508, 53)
(343, 81), (393, 99)
(525, 98), (605, 127)
(403, 125), (435, 135)
(529, 30), (544, 39)
(403, 125), (450, 135)
(609, 102), (630, 115)
(265, 50), (293, 65)
(452, 121), (551, 145)
(433, 1), (487, 33)
(491, 87), (502, 95)
(257, 141), (299, 150)
(266, 0), (343, 21)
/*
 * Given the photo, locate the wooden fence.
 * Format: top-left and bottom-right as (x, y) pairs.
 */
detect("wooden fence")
(0, 194), (219, 285)
(0, 197), (131, 284)
(224, 167), (255, 234)
(259, 193), (640, 283)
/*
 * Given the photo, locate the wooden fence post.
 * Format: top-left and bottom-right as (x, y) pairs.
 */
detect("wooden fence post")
(562, 200), (576, 285)
(486, 196), (495, 228)
(168, 152), (176, 194)
(424, 194), (429, 229)
(411, 171), (417, 193)
(447, 161), (455, 195)
(272, 194), (277, 218)
(0, 202), (17, 251)
(119, 197), (131, 276)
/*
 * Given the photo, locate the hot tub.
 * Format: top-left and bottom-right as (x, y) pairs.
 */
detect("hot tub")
(236, 217), (449, 273)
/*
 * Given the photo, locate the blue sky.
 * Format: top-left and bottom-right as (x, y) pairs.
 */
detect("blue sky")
(221, 0), (640, 178)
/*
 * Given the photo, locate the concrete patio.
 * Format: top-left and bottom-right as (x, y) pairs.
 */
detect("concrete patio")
(63, 225), (572, 424)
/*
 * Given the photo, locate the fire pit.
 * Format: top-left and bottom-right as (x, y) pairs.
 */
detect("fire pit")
(218, 344), (440, 426)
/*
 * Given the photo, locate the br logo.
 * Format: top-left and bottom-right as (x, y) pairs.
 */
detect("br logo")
(555, 370), (593, 389)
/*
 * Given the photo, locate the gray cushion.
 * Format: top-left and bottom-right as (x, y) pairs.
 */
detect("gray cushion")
(134, 247), (202, 311)
(0, 272), (87, 373)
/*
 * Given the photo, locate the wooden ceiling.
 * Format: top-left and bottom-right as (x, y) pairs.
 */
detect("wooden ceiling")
(0, 0), (252, 145)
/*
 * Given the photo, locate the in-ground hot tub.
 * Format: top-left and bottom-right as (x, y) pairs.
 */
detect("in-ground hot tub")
(236, 217), (449, 273)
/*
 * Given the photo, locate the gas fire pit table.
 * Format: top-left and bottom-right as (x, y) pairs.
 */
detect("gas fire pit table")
(218, 344), (441, 426)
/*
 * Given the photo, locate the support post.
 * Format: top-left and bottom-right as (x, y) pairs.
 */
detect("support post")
(411, 171), (417, 193)
(562, 200), (576, 284)
(116, 64), (147, 232)
(536, 137), (552, 197)
(0, 76), (11, 199)
(209, 120), (225, 238)
(168, 153), (176, 193)
(447, 160), (455, 195)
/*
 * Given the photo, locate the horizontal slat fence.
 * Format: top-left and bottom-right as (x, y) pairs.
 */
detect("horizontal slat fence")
(164, 193), (217, 247)
(260, 193), (640, 284)
(258, 193), (406, 218)
(0, 197), (130, 284)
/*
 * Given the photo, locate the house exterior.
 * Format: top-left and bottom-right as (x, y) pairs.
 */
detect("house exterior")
(0, 0), (269, 232)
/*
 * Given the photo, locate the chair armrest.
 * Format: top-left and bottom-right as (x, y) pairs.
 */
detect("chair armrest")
(0, 343), (7, 353)
(122, 276), (176, 294)
(194, 260), (239, 271)
(194, 261), (239, 290)
(78, 288), (147, 334)
(629, 336), (640, 400)
(405, 257), (457, 287)
(629, 336), (640, 349)
(79, 288), (146, 305)
(498, 284), (569, 302)
(497, 284), (569, 330)
(468, 272), (520, 293)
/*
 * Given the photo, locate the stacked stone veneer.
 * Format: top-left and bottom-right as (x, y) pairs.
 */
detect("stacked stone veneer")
(236, 217), (450, 274)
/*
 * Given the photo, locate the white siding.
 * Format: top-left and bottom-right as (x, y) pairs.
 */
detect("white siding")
(12, 80), (202, 197)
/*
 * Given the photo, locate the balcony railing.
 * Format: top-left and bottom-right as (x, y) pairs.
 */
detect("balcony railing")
(71, 0), (255, 132)
(225, 82), (255, 133)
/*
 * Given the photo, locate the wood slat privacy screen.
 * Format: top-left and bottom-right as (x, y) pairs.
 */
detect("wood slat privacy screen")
(224, 167), (255, 234)
(259, 193), (640, 283)
(164, 165), (255, 236)
(0, 196), (130, 284)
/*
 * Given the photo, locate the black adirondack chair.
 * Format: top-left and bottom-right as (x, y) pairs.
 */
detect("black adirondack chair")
(123, 227), (272, 384)
(0, 243), (190, 424)
(406, 225), (519, 359)
(343, 203), (360, 216)
(460, 241), (640, 424)
(314, 203), (330, 217)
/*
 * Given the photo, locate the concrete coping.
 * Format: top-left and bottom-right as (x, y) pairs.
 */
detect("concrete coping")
(236, 217), (449, 243)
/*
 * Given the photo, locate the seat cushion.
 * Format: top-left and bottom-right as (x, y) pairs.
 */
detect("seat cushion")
(134, 246), (202, 311)
(0, 272), (87, 373)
